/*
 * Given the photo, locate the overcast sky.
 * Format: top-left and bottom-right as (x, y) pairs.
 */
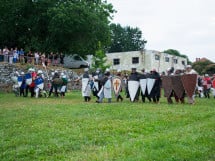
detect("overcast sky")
(107, 0), (215, 62)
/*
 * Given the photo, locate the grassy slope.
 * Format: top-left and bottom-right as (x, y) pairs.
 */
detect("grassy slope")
(0, 92), (214, 161)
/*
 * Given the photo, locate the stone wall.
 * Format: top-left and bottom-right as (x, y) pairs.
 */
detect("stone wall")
(0, 63), (22, 92)
(0, 63), (82, 93)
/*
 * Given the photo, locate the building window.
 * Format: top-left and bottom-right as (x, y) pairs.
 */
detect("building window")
(113, 58), (120, 65)
(155, 55), (160, 60)
(132, 57), (139, 64)
(181, 60), (185, 65)
(173, 59), (178, 64)
(165, 57), (169, 62)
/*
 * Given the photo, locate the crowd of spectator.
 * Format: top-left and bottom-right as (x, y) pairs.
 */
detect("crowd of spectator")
(0, 46), (65, 66)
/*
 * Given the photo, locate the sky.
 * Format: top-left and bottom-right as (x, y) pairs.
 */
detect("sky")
(107, 0), (215, 62)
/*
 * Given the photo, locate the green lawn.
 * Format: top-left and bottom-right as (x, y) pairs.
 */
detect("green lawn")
(0, 91), (214, 161)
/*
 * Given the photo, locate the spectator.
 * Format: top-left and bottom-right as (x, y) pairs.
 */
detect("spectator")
(3, 46), (9, 62)
(8, 48), (14, 64)
(34, 51), (40, 65)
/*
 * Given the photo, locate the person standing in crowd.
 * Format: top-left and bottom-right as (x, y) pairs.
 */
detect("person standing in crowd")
(34, 70), (44, 98)
(92, 68), (103, 101)
(24, 50), (28, 63)
(8, 48), (14, 64)
(211, 74), (215, 98)
(3, 46), (9, 62)
(185, 65), (197, 104)
(48, 71), (61, 97)
(97, 69), (112, 103)
(174, 69), (185, 103)
(150, 68), (162, 104)
(75, 68), (91, 102)
(13, 47), (19, 63)
(53, 53), (58, 66)
(123, 73), (129, 98)
(20, 72), (26, 97)
(197, 75), (204, 98)
(139, 68), (151, 103)
(128, 67), (140, 102)
(115, 69), (123, 102)
(19, 48), (25, 64)
(60, 53), (64, 66)
(30, 68), (37, 97)
(165, 67), (175, 104)
(34, 51), (40, 65)
(202, 74), (212, 98)
(41, 53), (46, 65)
(60, 73), (68, 98)
(48, 52), (54, 66)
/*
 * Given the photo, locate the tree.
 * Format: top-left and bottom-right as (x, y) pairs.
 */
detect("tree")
(0, 0), (114, 56)
(47, 0), (114, 56)
(192, 60), (215, 75)
(108, 23), (146, 53)
(92, 42), (110, 72)
(163, 49), (192, 64)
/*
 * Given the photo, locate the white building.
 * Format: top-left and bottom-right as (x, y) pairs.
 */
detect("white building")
(105, 50), (187, 73)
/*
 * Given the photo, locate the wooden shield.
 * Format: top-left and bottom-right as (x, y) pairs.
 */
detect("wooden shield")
(212, 79), (215, 88)
(112, 76), (122, 97)
(181, 74), (197, 98)
(161, 76), (173, 97)
(172, 75), (184, 99)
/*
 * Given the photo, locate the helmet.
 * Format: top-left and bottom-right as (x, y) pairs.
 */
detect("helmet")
(105, 68), (110, 72)
(37, 70), (43, 74)
(117, 69), (121, 73)
(28, 68), (33, 72)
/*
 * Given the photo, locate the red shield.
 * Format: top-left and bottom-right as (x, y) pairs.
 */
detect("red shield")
(181, 74), (197, 98)
(172, 75), (185, 99)
(162, 76), (173, 97)
(212, 79), (215, 88)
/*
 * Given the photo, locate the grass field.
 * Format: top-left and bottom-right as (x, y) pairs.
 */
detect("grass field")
(0, 91), (214, 161)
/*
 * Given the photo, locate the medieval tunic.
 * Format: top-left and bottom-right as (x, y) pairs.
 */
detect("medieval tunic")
(150, 71), (162, 103)
(98, 76), (112, 99)
(139, 73), (151, 102)
(128, 71), (140, 101)
(184, 69), (198, 104)
(82, 72), (91, 97)
(97, 73), (112, 103)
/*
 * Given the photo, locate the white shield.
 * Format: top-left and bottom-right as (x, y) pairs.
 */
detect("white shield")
(82, 78), (90, 96)
(17, 76), (23, 87)
(25, 73), (32, 85)
(128, 80), (139, 102)
(139, 79), (147, 95)
(147, 78), (155, 95)
(104, 79), (112, 98)
(35, 77), (44, 90)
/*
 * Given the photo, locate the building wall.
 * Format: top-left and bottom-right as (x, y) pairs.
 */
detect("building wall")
(106, 50), (187, 73)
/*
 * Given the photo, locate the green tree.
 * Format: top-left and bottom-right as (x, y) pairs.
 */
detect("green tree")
(92, 42), (110, 72)
(163, 49), (192, 64)
(0, 0), (114, 56)
(108, 23), (146, 53)
(47, 0), (114, 56)
(192, 60), (215, 75)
